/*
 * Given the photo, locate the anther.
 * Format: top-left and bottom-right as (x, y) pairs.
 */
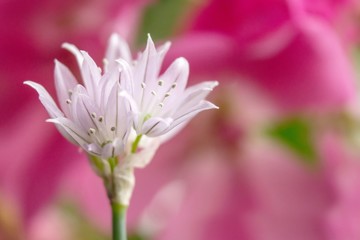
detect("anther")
(171, 83), (177, 88)
(159, 103), (164, 108)
(66, 99), (71, 104)
(141, 82), (146, 89)
(151, 91), (157, 96)
(165, 92), (170, 98)
(91, 112), (97, 118)
(111, 126), (116, 131)
(98, 116), (104, 122)
(88, 128), (96, 135)
(158, 80), (164, 86)
(68, 90), (73, 96)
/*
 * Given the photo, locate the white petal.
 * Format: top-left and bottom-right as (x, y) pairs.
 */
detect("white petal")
(70, 90), (100, 136)
(156, 57), (189, 94)
(24, 81), (64, 118)
(99, 69), (119, 111)
(101, 142), (116, 159)
(153, 58), (189, 114)
(47, 117), (90, 147)
(105, 33), (132, 70)
(105, 85), (132, 141)
(54, 60), (78, 117)
(62, 43), (84, 68)
(86, 143), (102, 157)
(141, 117), (173, 137)
(170, 101), (218, 131)
(80, 51), (102, 103)
(125, 138), (160, 168)
(175, 81), (218, 113)
(133, 35), (162, 104)
(116, 58), (134, 96)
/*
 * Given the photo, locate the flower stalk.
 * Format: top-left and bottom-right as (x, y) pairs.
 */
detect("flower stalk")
(111, 201), (127, 240)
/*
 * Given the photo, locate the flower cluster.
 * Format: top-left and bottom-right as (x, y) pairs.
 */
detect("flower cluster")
(24, 34), (218, 205)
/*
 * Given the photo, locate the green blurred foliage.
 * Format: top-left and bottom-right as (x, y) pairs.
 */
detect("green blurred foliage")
(267, 117), (318, 165)
(136, 0), (194, 45)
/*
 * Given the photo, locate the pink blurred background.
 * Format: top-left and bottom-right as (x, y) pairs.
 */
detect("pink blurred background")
(1, 0), (360, 239)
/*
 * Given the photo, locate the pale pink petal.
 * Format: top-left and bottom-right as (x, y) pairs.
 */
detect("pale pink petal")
(54, 60), (78, 117)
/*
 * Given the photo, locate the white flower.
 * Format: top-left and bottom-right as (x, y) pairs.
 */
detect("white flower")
(25, 33), (219, 206)
(105, 34), (219, 138)
(24, 46), (133, 160)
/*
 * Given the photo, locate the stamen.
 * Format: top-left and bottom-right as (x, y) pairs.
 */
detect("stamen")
(66, 99), (71, 104)
(103, 58), (109, 65)
(158, 80), (164, 86)
(88, 128), (96, 135)
(98, 116), (104, 122)
(141, 82), (146, 89)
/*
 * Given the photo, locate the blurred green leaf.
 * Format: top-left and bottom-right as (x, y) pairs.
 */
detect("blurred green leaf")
(267, 117), (318, 165)
(128, 232), (148, 240)
(137, 0), (192, 45)
(59, 201), (109, 240)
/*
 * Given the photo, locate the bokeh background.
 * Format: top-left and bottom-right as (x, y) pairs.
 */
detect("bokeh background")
(1, 0), (360, 239)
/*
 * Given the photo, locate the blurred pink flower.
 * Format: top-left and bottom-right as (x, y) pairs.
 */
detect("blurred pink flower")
(168, 0), (357, 111)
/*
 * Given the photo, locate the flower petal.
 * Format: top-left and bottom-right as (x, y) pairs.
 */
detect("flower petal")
(61, 43), (84, 68)
(125, 138), (161, 168)
(80, 51), (102, 104)
(47, 117), (90, 147)
(167, 101), (218, 134)
(175, 81), (218, 113)
(24, 81), (63, 118)
(62, 43), (84, 68)
(152, 57), (190, 114)
(105, 33), (132, 70)
(54, 60), (78, 117)
(133, 35), (169, 105)
(142, 117), (173, 137)
(116, 58), (134, 96)
(105, 85), (132, 141)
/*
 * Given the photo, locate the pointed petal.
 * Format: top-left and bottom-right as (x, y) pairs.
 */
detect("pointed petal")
(116, 58), (134, 96)
(158, 57), (189, 97)
(105, 33), (132, 68)
(54, 60), (78, 117)
(174, 81), (218, 113)
(153, 58), (190, 115)
(99, 69), (119, 111)
(24, 81), (63, 118)
(169, 101), (218, 132)
(133, 35), (162, 104)
(80, 51), (102, 103)
(62, 43), (84, 68)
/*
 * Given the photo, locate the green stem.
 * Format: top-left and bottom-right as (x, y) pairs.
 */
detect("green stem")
(111, 202), (127, 240)
(131, 134), (143, 153)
